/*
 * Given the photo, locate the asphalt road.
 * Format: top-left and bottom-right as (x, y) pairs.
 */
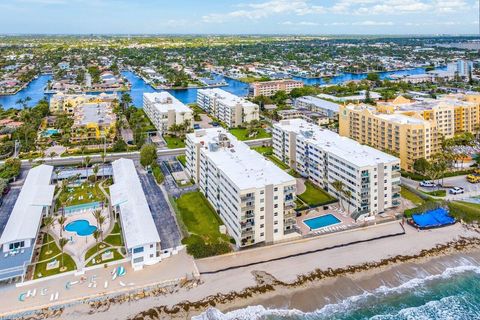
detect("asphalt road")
(6, 137), (272, 169)
(401, 174), (480, 200)
(135, 164), (182, 250)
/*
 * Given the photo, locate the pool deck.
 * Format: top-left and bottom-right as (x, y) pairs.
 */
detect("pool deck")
(296, 204), (357, 236)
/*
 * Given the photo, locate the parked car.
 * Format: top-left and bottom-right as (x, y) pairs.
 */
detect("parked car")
(193, 124), (201, 130)
(449, 187), (465, 195)
(420, 180), (435, 188)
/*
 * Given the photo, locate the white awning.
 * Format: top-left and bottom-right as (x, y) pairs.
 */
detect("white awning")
(111, 159), (160, 249)
(0, 165), (55, 246)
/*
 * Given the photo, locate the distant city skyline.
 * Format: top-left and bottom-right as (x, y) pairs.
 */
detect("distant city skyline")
(0, 0), (479, 35)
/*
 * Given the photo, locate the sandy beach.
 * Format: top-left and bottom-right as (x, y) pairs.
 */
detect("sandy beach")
(14, 222), (474, 320)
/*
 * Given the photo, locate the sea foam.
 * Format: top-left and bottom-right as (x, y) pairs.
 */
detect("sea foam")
(192, 264), (480, 320)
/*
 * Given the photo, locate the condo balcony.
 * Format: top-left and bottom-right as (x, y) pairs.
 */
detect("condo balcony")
(240, 195), (255, 202)
(392, 200), (401, 207)
(241, 221), (254, 229)
(241, 229), (254, 237)
(284, 210), (296, 219)
(392, 171), (401, 179)
(241, 204), (255, 211)
(241, 212), (255, 220)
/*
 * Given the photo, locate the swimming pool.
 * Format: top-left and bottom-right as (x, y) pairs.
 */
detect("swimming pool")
(65, 220), (97, 236)
(303, 214), (341, 230)
(41, 129), (59, 137)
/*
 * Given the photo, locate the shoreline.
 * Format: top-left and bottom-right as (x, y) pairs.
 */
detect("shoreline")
(132, 236), (480, 319)
(9, 223), (480, 320)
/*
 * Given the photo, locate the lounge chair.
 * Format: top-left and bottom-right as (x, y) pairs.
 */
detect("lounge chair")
(119, 281), (126, 287)
(117, 266), (126, 277)
(104, 281), (108, 289)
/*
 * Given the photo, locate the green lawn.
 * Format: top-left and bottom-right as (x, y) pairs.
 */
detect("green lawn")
(448, 201), (480, 223)
(229, 127), (271, 141)
(34, 234), (76, 279)
(177, 155), (187, 167)
(164, 135), (186, 149)
(85, 248), (123, 267)
(422, 189), (446, 197)
(174, 192), (232, 258)
(57, 180), (106, 207)
(401, 187), (425, 206)
(104, 234), (124, 247)
(85, 242), (110, 261)
(297, 181), (336, 207)
(252, 146), (273, 155)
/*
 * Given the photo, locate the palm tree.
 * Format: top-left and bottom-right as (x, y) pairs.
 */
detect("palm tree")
(43, 216), (55, 252)
(97, 215), (106, 239)
(342, 189), (352, 214)
(57, 215), (67, 238)
(58, 238), (68, 268)
(92, 230), (101, 259)
(331, 180), (345, 209)
(92, 209), (103, 230)
(92, 164), (99, 182)
(84, 156), (91, 179)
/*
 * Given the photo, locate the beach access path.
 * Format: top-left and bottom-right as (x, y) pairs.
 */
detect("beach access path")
(0, 250), (197, 318)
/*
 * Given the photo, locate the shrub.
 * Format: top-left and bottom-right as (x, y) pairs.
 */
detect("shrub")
(448, 201), (480, 223)
(404, 200), (444, 217)
(151, 163), (164, 184)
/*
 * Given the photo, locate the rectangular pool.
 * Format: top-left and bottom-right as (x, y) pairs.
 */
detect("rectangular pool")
(303, 214), (341, 230)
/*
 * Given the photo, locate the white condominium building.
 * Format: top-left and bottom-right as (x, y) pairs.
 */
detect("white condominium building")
(143, 92), (194, 134)
(273, 119), (401, 220)
(294, 96), (340, 119)
(110, 158), (161, 270)
(197, 88), (259, 128)
(185, 128), (297, 247)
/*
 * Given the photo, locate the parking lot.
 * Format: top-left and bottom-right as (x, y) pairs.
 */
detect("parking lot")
(402, 174), (480, 200)
(135, 164), (182, 250)
(0, 168), (28, 237)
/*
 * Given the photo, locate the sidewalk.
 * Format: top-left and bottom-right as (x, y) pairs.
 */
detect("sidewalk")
(0, 250), (197, 318)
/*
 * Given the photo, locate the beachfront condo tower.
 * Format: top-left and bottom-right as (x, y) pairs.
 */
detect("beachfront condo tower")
(185, 128), (297, 247)
(273, 119), (401, 221)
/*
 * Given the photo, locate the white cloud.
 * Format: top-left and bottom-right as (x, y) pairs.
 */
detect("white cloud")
(203, 0), (324, 23)
(353, 20), (394, 26)
(281, 21), (320, 26)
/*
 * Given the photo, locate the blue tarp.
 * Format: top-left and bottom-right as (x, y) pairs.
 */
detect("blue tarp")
(412, 208), (455, 228)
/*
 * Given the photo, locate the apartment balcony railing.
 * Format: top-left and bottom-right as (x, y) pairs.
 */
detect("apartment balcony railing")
(241, 229), (254, 237)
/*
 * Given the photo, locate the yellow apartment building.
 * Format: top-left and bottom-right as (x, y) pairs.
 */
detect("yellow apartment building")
(339, 94), (480, 171)
(50, 92), (118, 114)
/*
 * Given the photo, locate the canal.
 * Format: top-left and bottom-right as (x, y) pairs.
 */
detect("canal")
(0, 67), (443, 109)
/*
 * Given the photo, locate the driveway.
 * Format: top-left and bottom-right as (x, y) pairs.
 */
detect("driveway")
(401, 174), (480, 201)
(135, 164), (182, 250)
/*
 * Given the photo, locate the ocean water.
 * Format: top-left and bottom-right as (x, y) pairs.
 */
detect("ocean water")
(194, 263), (480, 320)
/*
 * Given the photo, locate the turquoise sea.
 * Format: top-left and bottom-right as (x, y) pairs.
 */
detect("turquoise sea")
(194, 260), (480, 320)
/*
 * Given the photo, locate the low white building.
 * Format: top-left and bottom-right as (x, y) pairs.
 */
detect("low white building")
(0, 165), (55, 281)
(185, 128), (297, 247)
(110, 158), (161, 270)
(143, 92), (194, 134)
(294, 96), (340, 119)
(197, 89), (259, 127)
(273, 119), (401, 220)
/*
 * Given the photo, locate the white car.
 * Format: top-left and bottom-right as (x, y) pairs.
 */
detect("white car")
(449, 187), (464, 195)
(419, 181), (435, 188)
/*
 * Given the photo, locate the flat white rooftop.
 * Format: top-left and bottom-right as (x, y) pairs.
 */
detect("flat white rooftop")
(276, 119), (399, 167)
(110, 158), (160, 249)
(0, 165), (55, 246)
(296, 96), (340, 113)
(376, 113), (427, 125)
(144, 92), (192, 113)
(198, 88), (257, 108)
(189, 128), (295, 189)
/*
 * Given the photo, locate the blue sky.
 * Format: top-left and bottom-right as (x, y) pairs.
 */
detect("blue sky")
(0, 0), (478, 35)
